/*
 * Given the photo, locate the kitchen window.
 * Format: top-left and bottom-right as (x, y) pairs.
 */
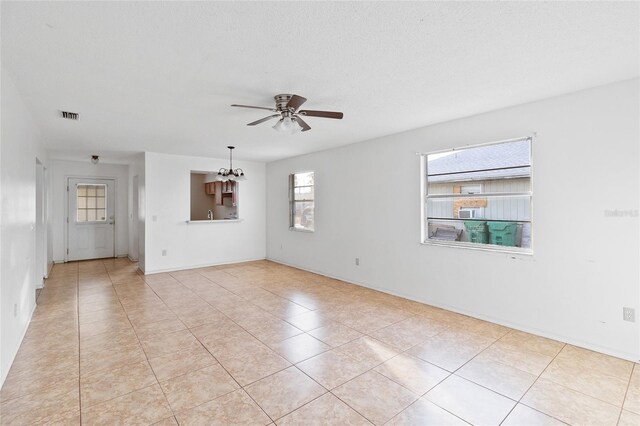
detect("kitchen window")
(421, 136), (532, 252)
(289, 172), (314, 232)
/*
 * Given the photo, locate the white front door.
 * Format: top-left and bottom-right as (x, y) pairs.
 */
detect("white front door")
(68, 178), (115, 261)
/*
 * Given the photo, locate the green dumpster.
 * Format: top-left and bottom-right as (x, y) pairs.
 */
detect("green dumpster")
(464, 221), (488, 244)
(487, 221), (517, 247)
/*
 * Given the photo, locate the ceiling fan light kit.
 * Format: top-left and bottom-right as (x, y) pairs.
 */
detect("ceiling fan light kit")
(231, 94), (343, 133)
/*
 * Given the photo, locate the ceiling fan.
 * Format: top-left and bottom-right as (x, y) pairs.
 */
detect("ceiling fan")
(231, 94), (343, 133)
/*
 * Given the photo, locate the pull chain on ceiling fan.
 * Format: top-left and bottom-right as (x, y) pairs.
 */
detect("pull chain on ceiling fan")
(231, 94), (343, 133)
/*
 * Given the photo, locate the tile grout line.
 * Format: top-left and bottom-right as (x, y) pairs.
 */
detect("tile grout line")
(616, 363), (635, 424)
(110, 268), (183, 419)
(499, 343), (569, 425)
(76, 262), (82, 425)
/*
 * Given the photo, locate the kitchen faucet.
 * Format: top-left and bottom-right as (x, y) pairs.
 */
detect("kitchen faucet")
(207, 210), (213, 220)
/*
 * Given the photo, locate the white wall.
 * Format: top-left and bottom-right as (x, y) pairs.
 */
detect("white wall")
(144, 152), (265, 274)
(0, 68), (48, 385)
(128, 153), (145, 263)
(50, 160), (129, 261)
(266, 79), (640, 362)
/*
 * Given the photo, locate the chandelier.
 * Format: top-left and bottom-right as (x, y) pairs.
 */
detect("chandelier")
(209, 146), (246, 182)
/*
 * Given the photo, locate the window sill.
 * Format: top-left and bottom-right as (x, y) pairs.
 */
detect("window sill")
(421, 239), (533, 256)
(186, 219), (243, 223)
(289, 227), (314, 233)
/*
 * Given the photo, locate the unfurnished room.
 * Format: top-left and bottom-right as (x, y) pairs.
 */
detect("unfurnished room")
(0, 1), (639, 425)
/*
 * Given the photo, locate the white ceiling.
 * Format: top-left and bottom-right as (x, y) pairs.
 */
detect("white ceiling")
(2, 1), (638, 163)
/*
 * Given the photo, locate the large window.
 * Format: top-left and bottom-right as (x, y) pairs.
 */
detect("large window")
(76, 184), (107, 222)
(289, 172), (314, 232)
(422, 137), (532, 252)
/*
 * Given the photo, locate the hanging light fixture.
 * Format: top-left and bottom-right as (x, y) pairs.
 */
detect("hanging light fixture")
(90, 155), (99, 165)
(272, 112), (302, 134)
(214, 146), (246, 182)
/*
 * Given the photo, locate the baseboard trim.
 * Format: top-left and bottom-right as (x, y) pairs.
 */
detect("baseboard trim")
(266, 257), (640, 363)
(143, 257), (267, 275)
(0, 302), (37, 387)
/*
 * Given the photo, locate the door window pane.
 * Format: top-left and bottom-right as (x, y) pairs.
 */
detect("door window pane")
(76, 184), (107, 223)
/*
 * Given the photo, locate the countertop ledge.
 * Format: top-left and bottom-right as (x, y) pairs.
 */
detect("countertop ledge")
(186, 219), (243, 223)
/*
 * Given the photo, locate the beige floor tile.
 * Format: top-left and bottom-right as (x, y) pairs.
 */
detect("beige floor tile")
(80, 328), (139, 353)
(82, 384), (172, 425)
(80, 343), (147, 375)
(333, 371), (418, 425)
(0, 361), (79, 402)
(541, 355), (629, 406)
(270, 333), (331, 363)
(475, 341), (554, 376)
(216, 345), (291, 386)
(285, 310), (331, 331)
(308, 322), (363, 347)
(618, 410), (640, 426)
(521, 378), (620, 425)
(245, 366), (326, 420)
(501, 404), (566, 426)
(80, 360), (157, 407)
(249, 321), (305, 346)
(40, 409), (82, 425)
(336, 337), (399, 369)
(0, 378), (79, 425)
(6, 261), (638, 426)
(297, 349), (371, 390)
(188, 317), (239, 339)
(276, 392), (371, 425)
(426, 375), (516, 425)
(175, 388), (271, 425)
(152, 416), (179, 426)
(369, 317), (442, 351)
(160, 364), (239, 412)
(387, 397), (468, 425)
(133, 317), (187, 340)
(624, 364), (640, 414)
(407, 330), (494, 372)
(375, 353), (449, 395)
(498, 330), (565, 357)
(139, 329), (203, 358)
(456, 356), (537, 400)
(79, 317), (132, 338)
(556, 345), (633, 379)
(148, 345), (218, 381)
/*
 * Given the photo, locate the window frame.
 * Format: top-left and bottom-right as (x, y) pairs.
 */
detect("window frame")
(289, 171), (315, 233)
(420, 135), (534, 254)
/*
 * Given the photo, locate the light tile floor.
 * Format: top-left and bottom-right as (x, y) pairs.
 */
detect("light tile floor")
(0, 259), (638, 425)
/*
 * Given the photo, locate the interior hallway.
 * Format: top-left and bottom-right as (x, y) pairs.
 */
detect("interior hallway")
(0, 260), (638, 425)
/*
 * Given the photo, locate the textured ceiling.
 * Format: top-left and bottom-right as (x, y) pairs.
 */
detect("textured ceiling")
(2, 1), (638, 163)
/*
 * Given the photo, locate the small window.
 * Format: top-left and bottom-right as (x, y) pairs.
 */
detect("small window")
(289, 172), (314, 232)
(422, 137), (532, 252)
(77, 184), (107, 222)
(459, 207), (482, 219)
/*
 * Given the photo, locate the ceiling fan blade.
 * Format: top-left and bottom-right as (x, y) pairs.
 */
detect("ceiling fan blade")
(286, 95), (307, 111)
(299, 110), (344, 119)
(247, 114), (281, 126)
(293, 116), (311, 132)
(231, 104), (278, 112)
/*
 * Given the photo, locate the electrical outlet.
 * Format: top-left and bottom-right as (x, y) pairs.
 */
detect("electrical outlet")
(162, 249), (167, 257)
(14, 303), (17, 317)
(623, 307), (635, 322)
(355, 258), (360, 266)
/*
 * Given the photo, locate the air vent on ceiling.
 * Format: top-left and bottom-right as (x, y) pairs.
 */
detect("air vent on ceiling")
(61, 111), (79, 120)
